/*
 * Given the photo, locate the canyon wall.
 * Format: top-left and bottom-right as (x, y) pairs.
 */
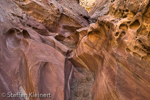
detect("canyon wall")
(0, 0), (150, 100)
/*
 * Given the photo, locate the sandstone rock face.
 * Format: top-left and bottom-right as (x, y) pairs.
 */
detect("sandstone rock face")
(89, 0), (112, 22)
(15, 0), (90, 37)
(1, 0), (150, 100)
(0, 0), (86, 100)
(69, 0), (150, 100)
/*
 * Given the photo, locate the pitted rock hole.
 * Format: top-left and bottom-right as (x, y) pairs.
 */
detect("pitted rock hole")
(130, 20), (140, 29)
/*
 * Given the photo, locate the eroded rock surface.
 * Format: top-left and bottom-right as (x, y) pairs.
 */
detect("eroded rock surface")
(1, 0), (150, 100)
(69, 0), (150, 100)
(0, 0), (87, 100)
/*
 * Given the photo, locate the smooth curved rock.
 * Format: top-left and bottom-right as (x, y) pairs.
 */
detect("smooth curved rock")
(0, 0), (82, 100)
(1, 0), (150, 100)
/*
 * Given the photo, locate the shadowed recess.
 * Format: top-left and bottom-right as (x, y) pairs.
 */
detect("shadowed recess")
(130, 20), (140, 29)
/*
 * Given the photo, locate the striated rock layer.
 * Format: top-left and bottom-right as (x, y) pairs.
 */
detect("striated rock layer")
(69, 0), (150, 100)
(1, 0), (150, 100)
(0, 0), (87, 100)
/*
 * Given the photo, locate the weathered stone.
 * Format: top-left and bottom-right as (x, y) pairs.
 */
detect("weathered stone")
(1, 0), (150, 100)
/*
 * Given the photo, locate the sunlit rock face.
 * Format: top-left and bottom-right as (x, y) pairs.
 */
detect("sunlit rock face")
(69, 0), (150, 100)
(80, 0), (96, 11)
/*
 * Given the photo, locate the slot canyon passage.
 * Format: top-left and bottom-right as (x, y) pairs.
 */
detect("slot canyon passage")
(1, 0), (150, 100)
